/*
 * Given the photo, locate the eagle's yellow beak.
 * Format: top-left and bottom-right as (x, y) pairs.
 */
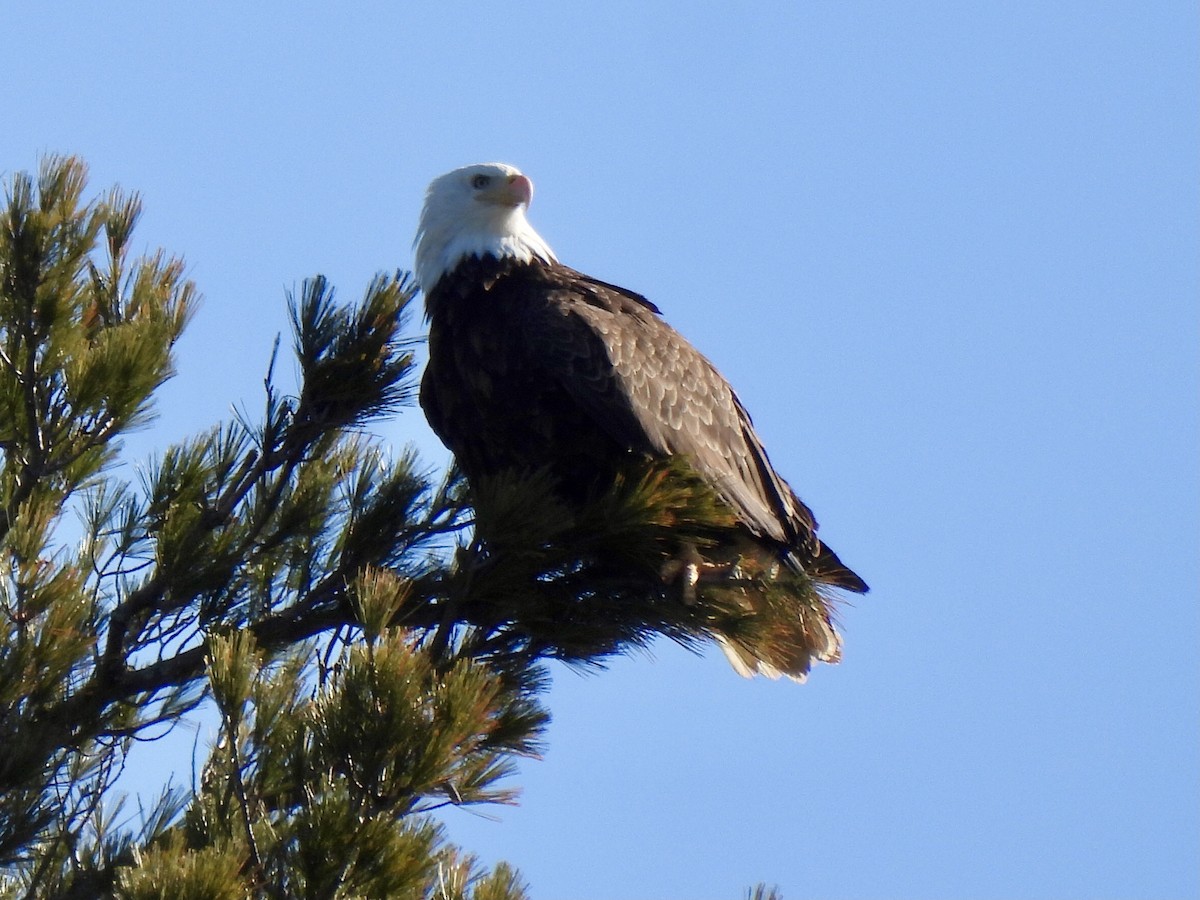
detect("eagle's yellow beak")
(480, 173), (533, 209)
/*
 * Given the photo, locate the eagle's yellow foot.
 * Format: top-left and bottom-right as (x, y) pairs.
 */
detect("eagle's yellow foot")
(660, 545), (741, 605)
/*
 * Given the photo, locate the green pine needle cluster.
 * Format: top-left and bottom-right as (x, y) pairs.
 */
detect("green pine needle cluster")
(1, 157), (781, 896)
(148, 623), (540, 898)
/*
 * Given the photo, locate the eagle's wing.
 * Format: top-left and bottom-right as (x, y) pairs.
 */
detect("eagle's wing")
(528, 269), (812, 551)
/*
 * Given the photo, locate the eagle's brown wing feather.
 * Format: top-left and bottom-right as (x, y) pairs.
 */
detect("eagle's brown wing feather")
(526, 268), (866, 592)
(539, 278), (793, 540)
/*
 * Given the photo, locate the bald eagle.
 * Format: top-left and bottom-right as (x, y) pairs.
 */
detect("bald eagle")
(415, 163), (867, 681)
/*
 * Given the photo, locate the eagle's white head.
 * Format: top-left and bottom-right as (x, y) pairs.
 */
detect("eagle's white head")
(414, 163), (557, 293)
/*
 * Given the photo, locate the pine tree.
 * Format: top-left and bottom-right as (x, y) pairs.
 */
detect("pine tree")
(1, 157), (783, 897)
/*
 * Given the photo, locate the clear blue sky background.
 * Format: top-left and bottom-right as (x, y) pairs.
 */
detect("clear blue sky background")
(4, 3), (1197, 898)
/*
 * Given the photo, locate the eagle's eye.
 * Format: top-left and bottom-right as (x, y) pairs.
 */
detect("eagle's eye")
(470, 174), (491, 189)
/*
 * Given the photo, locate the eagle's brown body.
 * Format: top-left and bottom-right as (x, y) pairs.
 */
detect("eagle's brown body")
(421, 255), (867, 594)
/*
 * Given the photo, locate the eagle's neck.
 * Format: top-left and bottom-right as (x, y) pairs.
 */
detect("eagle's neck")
(415, 207), (556, 295)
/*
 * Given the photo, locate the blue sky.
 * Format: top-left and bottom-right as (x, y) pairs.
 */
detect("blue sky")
(4, 3), (1197, 898)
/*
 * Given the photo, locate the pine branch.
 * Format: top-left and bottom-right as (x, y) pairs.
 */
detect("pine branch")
(1, 159), (457, 878)
(2, 155), (794, 895)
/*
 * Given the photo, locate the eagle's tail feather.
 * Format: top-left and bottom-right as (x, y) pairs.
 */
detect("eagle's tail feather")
(706, 541), (846, 682)
(715, 599), (842, 683)
(793, 541), (870, 594)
